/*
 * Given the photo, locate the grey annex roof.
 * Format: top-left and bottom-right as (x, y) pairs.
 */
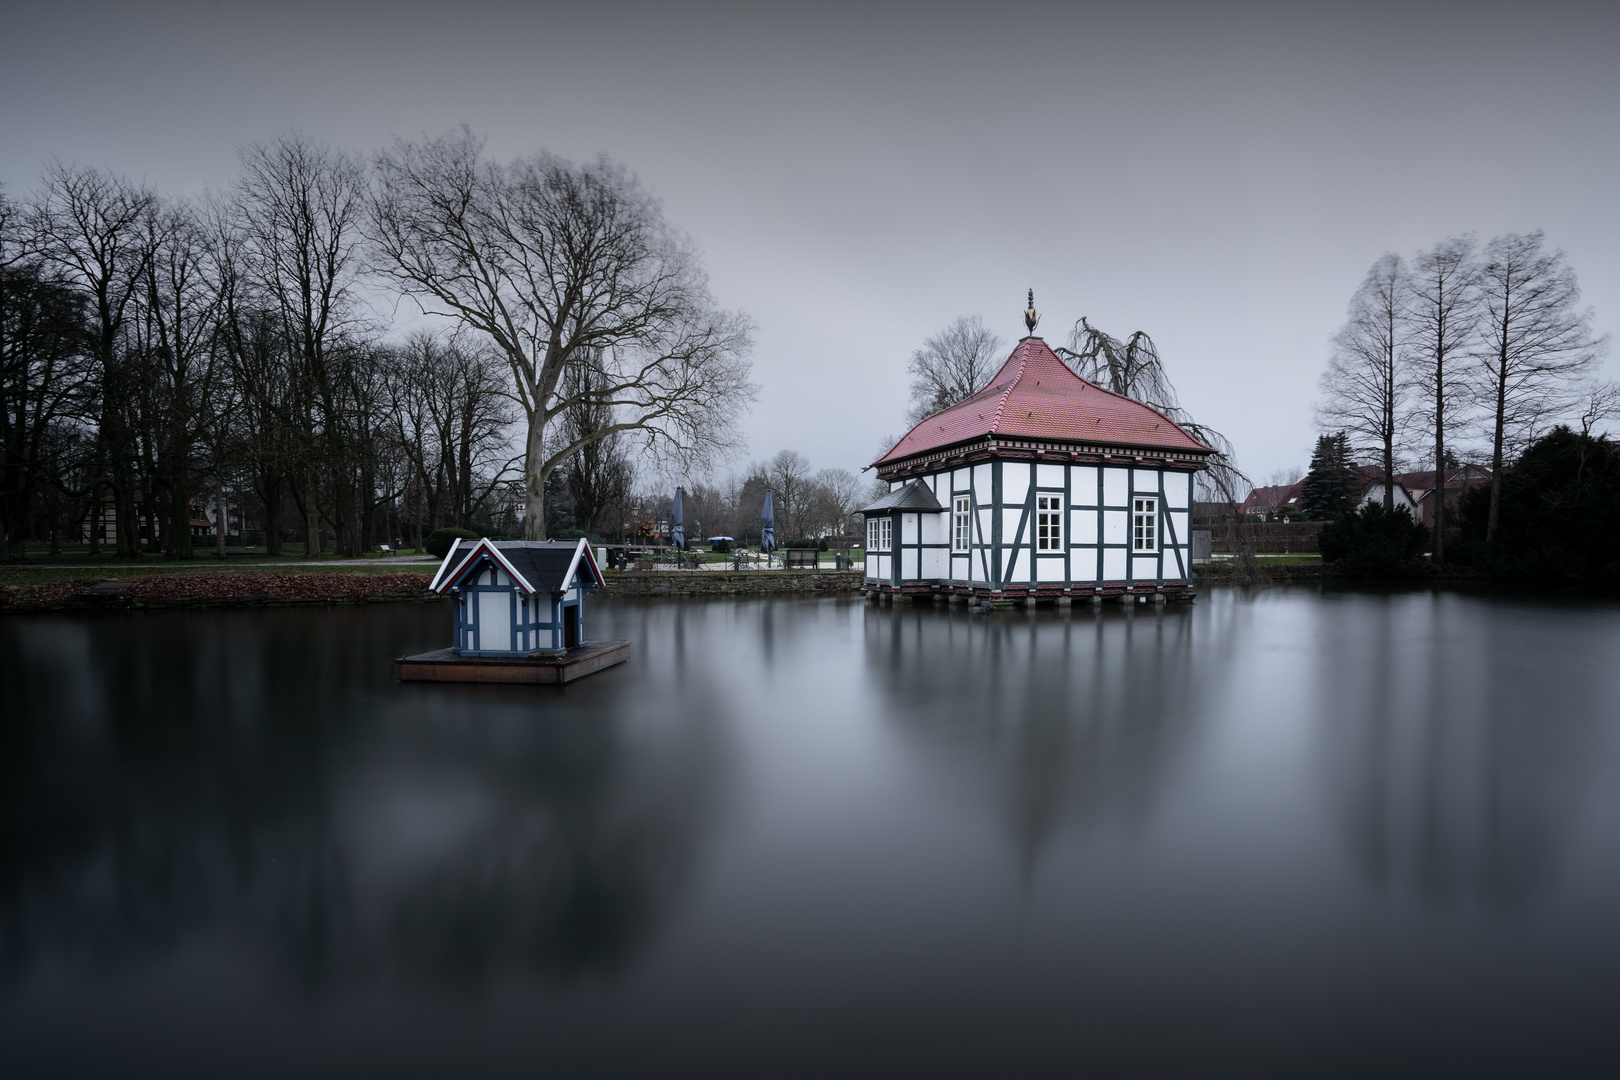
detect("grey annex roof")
(437, 539), (602, 595)
(859, 479), (946, 515)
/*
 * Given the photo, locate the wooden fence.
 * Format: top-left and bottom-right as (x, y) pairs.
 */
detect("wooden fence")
(1206, 522), (1325, 553)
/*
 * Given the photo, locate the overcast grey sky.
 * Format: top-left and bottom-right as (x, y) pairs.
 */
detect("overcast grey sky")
(3, 0), (1616, 482)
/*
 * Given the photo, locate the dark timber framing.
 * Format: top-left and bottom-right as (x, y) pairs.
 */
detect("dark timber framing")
(866, 449), (1205, 601)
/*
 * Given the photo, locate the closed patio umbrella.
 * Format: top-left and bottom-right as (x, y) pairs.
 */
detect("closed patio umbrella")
(671, 487), (686, 550)
(760, 491), (776, 553)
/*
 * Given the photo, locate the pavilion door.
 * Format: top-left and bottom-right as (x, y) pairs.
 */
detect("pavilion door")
(563, 606), (580, 649)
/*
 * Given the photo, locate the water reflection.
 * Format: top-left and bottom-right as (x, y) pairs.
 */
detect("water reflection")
(1309, 588), (1618, 910)
(865, 602), (1234, 884)
(0, 607), (726, 995)
(5, 592), (1620, 1076)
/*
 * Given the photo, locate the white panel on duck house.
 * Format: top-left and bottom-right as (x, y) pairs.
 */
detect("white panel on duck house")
(1132, 557), (1159, 581)
(1002, 461), (1030, 505)
(1071, 548), (1097, 582)
(890, 480), (902, 491)
(903, 548), (919, 579)
(922, 547), (947, 578)
(1103, 510), (1127, 545)
(954, 468), (970, 493)
(1103, 548), (1127, 580)
(1072, 509), (1098, 545)
(951, 555), (969, 580)
(1037, 557), (1065, 582)
(925, 512), (948, 545)
(976, 508), (992, 545)
(1002, 546), (1024, 582)
(1166, 472), (1190, 508)
(1072, 466), (1098, 505)
(1036, 463), (1064, 489)
(1133, 468), (1159, 492)
(477, 590), (513, 652)
(973, 464), (992, 504)
(901, 514), (918, 544)
(1103, 468), (1129, 506)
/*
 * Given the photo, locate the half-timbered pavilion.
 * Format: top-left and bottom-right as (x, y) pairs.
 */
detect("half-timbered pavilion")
(863, 325), (1216, 603)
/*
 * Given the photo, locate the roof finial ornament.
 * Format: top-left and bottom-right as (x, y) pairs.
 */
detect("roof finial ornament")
(1024, 289), (1039, 335)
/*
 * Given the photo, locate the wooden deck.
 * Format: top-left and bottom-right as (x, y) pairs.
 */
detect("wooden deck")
(395, 640), (630, 685)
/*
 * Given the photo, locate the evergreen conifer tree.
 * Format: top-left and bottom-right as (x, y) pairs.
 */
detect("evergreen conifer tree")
(1299, 433), (1360, 520)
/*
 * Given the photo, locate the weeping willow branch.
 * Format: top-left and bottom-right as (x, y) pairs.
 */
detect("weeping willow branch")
(1056, 317), (1265, 584)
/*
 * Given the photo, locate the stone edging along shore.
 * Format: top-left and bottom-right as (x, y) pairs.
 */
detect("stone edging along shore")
(0, 569), (869, 613)
(21, 563), (1471, 613)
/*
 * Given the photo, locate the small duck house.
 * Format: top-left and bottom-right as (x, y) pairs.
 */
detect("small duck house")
(428, 538), (608, 655)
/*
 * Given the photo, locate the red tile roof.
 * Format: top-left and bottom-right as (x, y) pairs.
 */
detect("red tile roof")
(873, 337), (1213, 467)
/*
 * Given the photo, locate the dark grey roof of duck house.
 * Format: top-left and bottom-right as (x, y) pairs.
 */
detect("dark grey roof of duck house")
(858, 479), (945, 515)
(444, 540), (593, 594)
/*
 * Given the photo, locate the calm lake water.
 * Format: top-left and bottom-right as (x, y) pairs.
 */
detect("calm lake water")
(4, 588), (1620, 1077)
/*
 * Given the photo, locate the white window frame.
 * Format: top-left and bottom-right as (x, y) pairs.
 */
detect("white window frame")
(1133, 497), (1158, 552)
(952, 496), (971, 552)
(867, 515), (892, 552)
(1036, 494), (1063, 551)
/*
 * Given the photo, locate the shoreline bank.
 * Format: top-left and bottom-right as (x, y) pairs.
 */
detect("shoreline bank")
(3, 562), (1557, 614)
(0, 569), (867, 613)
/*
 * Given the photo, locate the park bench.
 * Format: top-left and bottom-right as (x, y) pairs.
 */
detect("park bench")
(783, 548), (819, 569)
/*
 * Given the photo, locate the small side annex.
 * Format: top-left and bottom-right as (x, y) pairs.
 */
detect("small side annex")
(428, 538), (607, 655)
(862, 334), (1216, 602)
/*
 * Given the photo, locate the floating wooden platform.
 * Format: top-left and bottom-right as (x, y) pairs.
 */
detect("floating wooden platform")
(395, 640), (630, 684)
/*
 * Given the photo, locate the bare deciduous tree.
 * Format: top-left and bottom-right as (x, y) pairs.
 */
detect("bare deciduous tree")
(134, 201), (223, 558)
(1578, 381), (1620, 440)
(813, 466), (862, 535)
(2, 198), (93, 559)
(232, 132), (370, 556)
(1319, 253), (1406, 508)
(369, 129), (754, 540)
(766, 449), (814, 540)
(30, 163), (160, 557)
(1473, 231), (1607, 543)
(560, 351), (632, 538)
(905, 316), (1005, 426)
(1404, 236), (1480, 562)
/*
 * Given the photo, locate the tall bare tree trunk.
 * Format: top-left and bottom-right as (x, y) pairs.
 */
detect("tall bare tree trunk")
(215, 472), (228, 559)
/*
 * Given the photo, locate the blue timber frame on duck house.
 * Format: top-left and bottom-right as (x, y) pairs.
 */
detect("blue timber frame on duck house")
(429, 538), (608, 656)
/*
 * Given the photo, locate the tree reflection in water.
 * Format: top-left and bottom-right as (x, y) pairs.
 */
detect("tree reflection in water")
(0, 606), (728, 996)
(866, 600), (1243, 885)
(1309, 587), (1614, 910)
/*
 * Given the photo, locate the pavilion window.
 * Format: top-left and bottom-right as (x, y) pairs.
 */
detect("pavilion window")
(953, 497), (971, 551)
(1036, 494), (1062, 551)
(1133, 497), (1158, 552)
(867, 516), (892, 552)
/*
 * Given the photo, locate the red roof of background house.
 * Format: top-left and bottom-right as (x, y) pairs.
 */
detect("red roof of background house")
(1240, 481), (1303, 514)
(873, 336), (1214, 467)
(1394, 465), (1492, 494)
